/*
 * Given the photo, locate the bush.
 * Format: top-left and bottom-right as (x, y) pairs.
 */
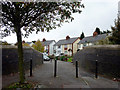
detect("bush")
(60, 56), (73, 62)
(8, 82), (33, 88)
(60, 56), (65, 61)
(67, 58), (73, 62)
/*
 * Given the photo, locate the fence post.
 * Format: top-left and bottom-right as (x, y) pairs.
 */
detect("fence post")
(76, 60), (78, 78)
(95, 60), (98, 79)
(30, 58), (32, 77)
(54, 59), (57, 77)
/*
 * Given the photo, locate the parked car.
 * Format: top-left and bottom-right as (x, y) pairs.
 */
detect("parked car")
(56, 53), (64, 57)
(43, 54), (50, 61)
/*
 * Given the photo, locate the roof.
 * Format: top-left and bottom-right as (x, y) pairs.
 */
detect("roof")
(78, 34), (107, 44)
(42, 40), (55, 46)
(54, 37), (79, 46)
(26, 42), (32, 45)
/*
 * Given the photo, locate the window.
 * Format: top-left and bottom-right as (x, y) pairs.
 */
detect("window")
(69, 45), (72, 48)
(83, 43), (86, 47)
(58, 45), (61, 48)
(58, 50), (61, 54)
(80, 44), (83, 48)
(64, 45), (67, 50)
(64, 45), (67, 48)
(54, 50), (56, 53)
(64, 51), (67, 54)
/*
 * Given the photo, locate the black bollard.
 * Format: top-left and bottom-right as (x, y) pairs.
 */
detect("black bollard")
(95, 60), (98, 79)
(54, 59), (57, 77)
(76, 60), (78, 78)
(30, 58), (32, 76)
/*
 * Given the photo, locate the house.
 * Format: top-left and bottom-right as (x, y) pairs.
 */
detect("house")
(41, 38), (56, 56)
(54, 36), (80, 56)
(77, 32), (108, 50)
(14, 40), (36, 47)
(26, 42), (35, 47)
(1, 41), (11, 45)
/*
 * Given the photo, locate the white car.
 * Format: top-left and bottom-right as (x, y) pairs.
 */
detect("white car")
(43, 54), (50, 61)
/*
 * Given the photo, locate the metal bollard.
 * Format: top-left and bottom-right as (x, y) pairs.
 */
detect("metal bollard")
(95, 60), (98, 79)
(54, 59), (57, 77)
(30, 58), (32, 77)
(76, 60), (78, 78)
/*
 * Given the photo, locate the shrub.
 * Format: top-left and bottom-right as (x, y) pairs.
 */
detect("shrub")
(60, 56), (65, 61)
(8, 82), (33, 88)
(67, 58), (73, 62)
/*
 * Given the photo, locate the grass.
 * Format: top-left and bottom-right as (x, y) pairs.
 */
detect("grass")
(8, 82), (33, 88)
(67, 58), (72, 62)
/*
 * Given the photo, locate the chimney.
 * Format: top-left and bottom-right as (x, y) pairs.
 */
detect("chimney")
(93, 32), (98, 37)
(66, 35), (70, 40)
(22, 40), (25, 44)
(43, 38), (46, 42)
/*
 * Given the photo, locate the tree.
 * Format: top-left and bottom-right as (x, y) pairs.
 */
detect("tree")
(2, 41), (10, 45)
(96, 38), (110, 45)
(109, 17), (120, 44)
(32, 40), (44, 52)
(2, 2), (84, 83)
(100, 30), (111, 34)
(106, 30), (111, 33)
(23, 43), (29, 47)
(95, 27), (101, 34)
(80, 32), (85, 40)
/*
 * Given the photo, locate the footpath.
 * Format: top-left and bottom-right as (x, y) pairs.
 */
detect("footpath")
(26, 60), (119, 88)
(2, 60), (120, 89)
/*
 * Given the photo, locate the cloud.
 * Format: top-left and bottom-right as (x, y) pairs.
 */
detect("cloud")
(2, 0), (119, 43)
(83, 0), (120, 3)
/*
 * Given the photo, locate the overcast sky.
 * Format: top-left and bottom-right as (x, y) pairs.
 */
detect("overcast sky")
(2, 0), (120, 43)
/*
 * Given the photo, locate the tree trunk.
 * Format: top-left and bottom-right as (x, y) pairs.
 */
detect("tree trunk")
(16, 26), (25, 83)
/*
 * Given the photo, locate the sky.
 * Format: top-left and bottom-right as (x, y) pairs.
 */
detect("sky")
(2, 0), (120, 43)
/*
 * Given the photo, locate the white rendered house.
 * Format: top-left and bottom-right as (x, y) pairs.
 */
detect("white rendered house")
(42, 39), (56, 56)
